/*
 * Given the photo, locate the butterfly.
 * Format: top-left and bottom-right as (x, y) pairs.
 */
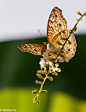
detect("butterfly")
(18, 7), (76, 58)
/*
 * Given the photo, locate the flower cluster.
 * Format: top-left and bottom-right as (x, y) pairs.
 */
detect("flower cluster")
(39, 57), (61, 72)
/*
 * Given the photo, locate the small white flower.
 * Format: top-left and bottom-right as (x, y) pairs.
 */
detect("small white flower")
(48, 61), (53, 66)
(39, 58), (46, 69)
(51, 63), (61, 72)
(57, 68), (61, 72)
(55, 63), (59, 68)
(51, 66), (61, 72)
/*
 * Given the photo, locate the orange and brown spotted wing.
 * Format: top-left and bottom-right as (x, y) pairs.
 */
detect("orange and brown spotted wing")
(47, 7), (76, 59)
(18, 43), (47, 55)
(47, 7), (67, 46)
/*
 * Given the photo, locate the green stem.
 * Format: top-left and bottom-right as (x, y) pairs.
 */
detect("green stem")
(62, 12), (86, 49)
(36, 67), (51, 101)
(73, 12), (86, 29)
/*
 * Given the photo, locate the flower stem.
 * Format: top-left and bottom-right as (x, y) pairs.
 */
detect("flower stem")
(62, 12), (86, 48)
(35, 67), (51, 102)
(74, 12), (86, 29)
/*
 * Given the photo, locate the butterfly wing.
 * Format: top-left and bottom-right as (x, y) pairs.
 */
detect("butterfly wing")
(18, 43), (47, 55)
(47, 7), (67, 45)
(47, 7), (77, 60)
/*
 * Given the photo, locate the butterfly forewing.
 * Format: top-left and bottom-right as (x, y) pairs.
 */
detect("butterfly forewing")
(47, 7), (67, 44)
(18, 43), (47, 55)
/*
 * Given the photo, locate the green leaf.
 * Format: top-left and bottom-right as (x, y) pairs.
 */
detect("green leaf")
(48, 76), (53, 81)
(60, 54), (66, 59)
(41, 90), (47, 93)
(56, 41), (62, 45)
(37, 69), (47, 75)
(76, 19), (79, 22)
(45, 64), (49, 67)
(32, 89), (38, 94)
(37, 100), (40, 105)
(59, 48), (64, 53)
(61, 37), (67, 40)
(68, 40), (71, 44)
(48, 58), (55, 61)
(51, 50), (57, 54)
(36, 74), (44, 79)
(33, 96), (37, 102)
(51, 71), (58, 76)
(35, 80), (42, 85)
(73, 27), (77, 32)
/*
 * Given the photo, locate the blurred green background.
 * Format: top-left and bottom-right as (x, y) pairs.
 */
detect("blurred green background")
(0, 34), (86, 112)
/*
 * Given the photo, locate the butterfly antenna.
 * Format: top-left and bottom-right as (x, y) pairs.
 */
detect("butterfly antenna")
(28, 40), (42, 43)
(38, 29), (44, 41)
(28, 39), (44, 44)
(28, 30), (44, 43)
